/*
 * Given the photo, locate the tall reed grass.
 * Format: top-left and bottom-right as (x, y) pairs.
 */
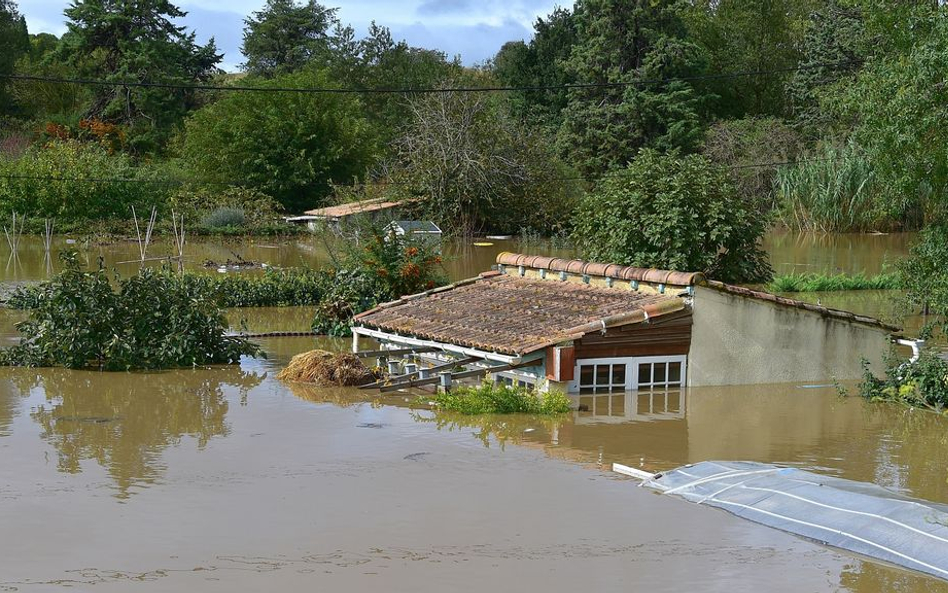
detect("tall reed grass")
(775, 143), (883, 232)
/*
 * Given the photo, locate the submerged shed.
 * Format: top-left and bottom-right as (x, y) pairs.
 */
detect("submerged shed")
(352, 253), (900, 393)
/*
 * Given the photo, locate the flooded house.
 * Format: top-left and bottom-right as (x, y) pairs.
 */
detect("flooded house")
(351, 252), (900, 392)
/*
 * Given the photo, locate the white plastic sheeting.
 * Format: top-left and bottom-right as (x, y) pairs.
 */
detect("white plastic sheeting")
(639, 461), (948, 581)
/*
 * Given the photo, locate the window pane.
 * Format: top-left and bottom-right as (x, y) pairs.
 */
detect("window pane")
(610, 394), (625, 416)
(638, 363), (651, 386)
(654, 363), (667, 384)
(668, 361), (682, 383)
(580, 365), (594, 386)
(596, 365), (609, 385)
(612, 364), (626, 386)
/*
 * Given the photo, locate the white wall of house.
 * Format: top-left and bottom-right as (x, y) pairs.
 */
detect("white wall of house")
(688, 286), (892, 387)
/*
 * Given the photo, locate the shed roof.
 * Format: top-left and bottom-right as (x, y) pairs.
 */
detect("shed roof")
(303, 197), (408, 219)
(353, 271), (687, 357)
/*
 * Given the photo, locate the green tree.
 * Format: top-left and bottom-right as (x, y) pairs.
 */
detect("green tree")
(55, 0), (221, 153)
(572, 149), (773, 283)
(822, 3), (948, 227)
(241, 0), (338, 77)
(333, 22), (461, 146)
(493, 7), (579, 128)
(0, 0), (30, 115)
(558, 0), (712, 178)
(785, 1), (866, 133)
(182, 68), (376, 213)
(685, 0), (812, 119)
(11, 33), (91, 121)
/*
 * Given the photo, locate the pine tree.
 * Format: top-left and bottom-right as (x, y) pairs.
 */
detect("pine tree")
(56, 0), (222, 153)
(558, 0), (711, 178)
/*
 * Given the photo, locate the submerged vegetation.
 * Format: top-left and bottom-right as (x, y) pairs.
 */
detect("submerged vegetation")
(0, 253), (260, 370)
(768, 272), (902, 293)
(428, 382), (572, 416)
(856, 354), (948, 413)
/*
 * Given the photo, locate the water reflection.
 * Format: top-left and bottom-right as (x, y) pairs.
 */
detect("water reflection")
(284, 380), (948, 507)
(7, 366), (263, 498)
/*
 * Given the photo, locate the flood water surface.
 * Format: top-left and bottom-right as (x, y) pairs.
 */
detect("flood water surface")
(2, 347), (948, 592)
(1, 231), (945, 591)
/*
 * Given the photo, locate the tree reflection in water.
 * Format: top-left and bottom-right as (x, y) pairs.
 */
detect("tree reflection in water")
(7, 367), (264, 499)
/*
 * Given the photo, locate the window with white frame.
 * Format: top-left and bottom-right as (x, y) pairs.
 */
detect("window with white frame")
(574, 355), (686, 394)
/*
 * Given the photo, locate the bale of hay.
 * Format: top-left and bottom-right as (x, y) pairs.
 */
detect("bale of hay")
(277, 349), (376, 387)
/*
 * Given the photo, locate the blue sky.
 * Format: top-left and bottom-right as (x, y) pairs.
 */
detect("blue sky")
(18, 0), (565, 70)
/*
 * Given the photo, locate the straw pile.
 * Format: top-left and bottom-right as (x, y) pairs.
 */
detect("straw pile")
(277, 349), (376, 387)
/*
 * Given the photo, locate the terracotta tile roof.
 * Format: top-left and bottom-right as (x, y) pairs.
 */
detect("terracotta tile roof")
(354, 273), (689, 356)
(703, 280), (902, 333)
(496, 253), (706, 287)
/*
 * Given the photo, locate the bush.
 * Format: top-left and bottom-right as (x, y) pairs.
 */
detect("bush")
(169, 185), (283, 226)
(0, 140), (168, 221)
(429, 381), (573, 415)
(201, 207), (247, 229)
(856, 353), (948, 413)
(182, 68), (377, 213)
(899, 223), (948, 320)
(572, 149), (773, 283)
(0, 253), (261, 370)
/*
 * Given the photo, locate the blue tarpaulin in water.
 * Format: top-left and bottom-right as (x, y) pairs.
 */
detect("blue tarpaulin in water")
(640, 461), (948, 581)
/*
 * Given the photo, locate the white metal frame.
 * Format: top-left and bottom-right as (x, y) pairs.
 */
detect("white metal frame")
(571, 355), (687, 394)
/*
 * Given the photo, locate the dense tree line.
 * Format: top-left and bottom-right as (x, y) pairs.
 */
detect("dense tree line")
(1, 0), (948, 281)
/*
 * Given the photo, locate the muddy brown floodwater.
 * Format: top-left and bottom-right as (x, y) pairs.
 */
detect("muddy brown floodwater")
(2, 232), (947, 591)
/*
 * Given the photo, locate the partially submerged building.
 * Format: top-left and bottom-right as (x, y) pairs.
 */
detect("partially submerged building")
(352, 253), (899, 392)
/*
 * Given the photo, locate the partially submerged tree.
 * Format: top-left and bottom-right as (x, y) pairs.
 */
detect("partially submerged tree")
(572, 149), (773, 283)
(0, 253), (260, 371)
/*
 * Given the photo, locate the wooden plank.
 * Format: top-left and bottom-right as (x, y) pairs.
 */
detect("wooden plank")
(355, 346), (438, 359)
(359, 356), (480, 390)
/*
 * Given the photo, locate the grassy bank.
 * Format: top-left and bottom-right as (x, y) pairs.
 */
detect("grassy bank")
(767, 272), (903, 293)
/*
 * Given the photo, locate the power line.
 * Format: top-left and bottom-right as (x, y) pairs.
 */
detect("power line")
(0, 60), (862, 95)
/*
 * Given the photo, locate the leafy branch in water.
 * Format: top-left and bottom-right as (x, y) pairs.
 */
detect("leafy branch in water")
(0, 252), (261, 371)
(851, 354), (948, 413)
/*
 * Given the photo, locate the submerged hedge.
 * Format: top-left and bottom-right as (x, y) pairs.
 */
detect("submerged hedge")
(0, 254), (260, 371)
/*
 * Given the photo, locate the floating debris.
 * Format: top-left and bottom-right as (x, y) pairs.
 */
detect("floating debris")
(277, 350), (376, 387)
